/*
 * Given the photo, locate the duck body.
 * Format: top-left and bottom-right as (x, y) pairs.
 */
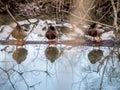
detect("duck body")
(11, 25), (27, 46)
(12, 25), (27, 40)
(45, 30), (57, 40)
(88, 28), (97, 37)
(87, 23), (104, 42)
(88, 23), (97, 37)
(45, 25), (57, 40)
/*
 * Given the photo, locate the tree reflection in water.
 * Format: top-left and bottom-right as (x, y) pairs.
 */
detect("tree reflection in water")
(0, 44), (120, 90)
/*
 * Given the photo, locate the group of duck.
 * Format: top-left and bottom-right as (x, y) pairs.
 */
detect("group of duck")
(11, 23), (58, 45)
(4, 23), (112, 64)
(11, 22), (111, 46)
(45, 23), (112, 43)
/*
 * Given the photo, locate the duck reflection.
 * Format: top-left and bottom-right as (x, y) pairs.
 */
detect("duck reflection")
(45, 46), (60, 63)
(88, 49), (103, 64)
(12, 48), (28, 64)
(117, 54), (120, 61)
(115, 50), (120, 61)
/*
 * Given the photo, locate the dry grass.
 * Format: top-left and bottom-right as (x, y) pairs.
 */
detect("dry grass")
(0, 0), (120, 28)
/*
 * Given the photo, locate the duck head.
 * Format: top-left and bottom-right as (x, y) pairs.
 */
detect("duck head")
(49, 25), (55, 31)
(88, 23), (97, 37)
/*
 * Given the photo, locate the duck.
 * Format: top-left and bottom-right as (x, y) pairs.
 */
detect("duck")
(11, 25), (27, 46)
(45, 25), (58, 40)
(87, 23), (104, 42)
(12, 25), (27, 40)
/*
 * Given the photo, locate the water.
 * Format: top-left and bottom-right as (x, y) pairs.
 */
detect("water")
(0, 20), (120, 90)
(0, 44), (120, 90)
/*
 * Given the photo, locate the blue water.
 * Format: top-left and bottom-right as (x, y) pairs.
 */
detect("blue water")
(0, 44), (120, 90)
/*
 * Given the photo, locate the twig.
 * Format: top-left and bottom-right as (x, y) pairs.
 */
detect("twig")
(82, 0), (96, 20)
(99, 58), (109, 90)
(98, 4), (112, 22)
(63, 10), (115, 28)
(24, 22), (38, 41)
(6, 5), (20, 26)
(0, 67), (16, 90)
(12, 69), (30, 90)
(6, 31), (13, 40)
(5, 5), (21, 40)
(50, 5), (115, 28)
(110, 0), (118, 31)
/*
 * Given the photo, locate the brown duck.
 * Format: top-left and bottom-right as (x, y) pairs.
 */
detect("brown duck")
(12, 25), (27, 40)
(87, 23), (103, 42)
(45, 25), (57, 40)
(11, 25), (27, 46)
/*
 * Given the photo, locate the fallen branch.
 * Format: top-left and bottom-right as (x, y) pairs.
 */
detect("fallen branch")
(6, 5), (20, 26)
(0, 40), (120, 47)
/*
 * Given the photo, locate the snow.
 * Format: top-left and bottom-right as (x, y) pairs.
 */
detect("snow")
(101, 31), (115, 40)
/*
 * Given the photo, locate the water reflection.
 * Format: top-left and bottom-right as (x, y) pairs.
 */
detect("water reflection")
(118, 54), (120, 61)
(12, 48), (28, 64)
(0, 44), (120, 90)
(88, 49), (103, 64)
(45, 46), (60, 63)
